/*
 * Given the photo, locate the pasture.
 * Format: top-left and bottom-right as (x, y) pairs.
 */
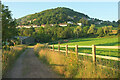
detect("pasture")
(53, 36), (119, 57)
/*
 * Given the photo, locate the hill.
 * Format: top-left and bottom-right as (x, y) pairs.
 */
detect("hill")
(17, 7), (90, 25)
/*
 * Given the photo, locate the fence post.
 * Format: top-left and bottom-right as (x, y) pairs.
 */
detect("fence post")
(66, 45), (68, 56)
(92, 45), (96, 63)
(75, 45), (78, 57)
(53, 45), (54, 51)
(58, 45), (60, 52)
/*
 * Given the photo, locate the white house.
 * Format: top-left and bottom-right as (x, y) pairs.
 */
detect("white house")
(77, 23), (82, 26)
(59, 23), (67, 27)
(67, 21), (73, 24)
(32, 25), (40, 28)
(24, 26), (31, 28)
(41, 24), (46, 28)
(17, 25), (41, 28)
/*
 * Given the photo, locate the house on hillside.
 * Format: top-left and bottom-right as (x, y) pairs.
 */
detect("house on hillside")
(32, 25), (40, 28)
(77, 23), (82, 26)
(16, 25), (25, 28)
(15, 36), (35, 44)
(17, 25), (40, 28)
(59, 23), (67, 27)
(24, 26), (32, 28)
(67, 21), (73, 24)
(50, 24), (54, 26)
(41, 24), (46, 28)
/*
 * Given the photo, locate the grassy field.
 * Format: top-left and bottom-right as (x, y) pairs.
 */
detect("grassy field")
(55, 36), (118, 46)
(52, 36), (119, 57)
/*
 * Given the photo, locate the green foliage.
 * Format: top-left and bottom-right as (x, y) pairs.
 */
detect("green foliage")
(18, 24), (116, 43)
(17, 7), (89, 25)
(79, 18), (89, 26)
(102, 26), (113, 35)
(74, 26), (83, 38)
(83, 26), (89, 37)
(87, 24), (96, 35)
(97, 27), (104, 37)
(2, 4), (17, 41)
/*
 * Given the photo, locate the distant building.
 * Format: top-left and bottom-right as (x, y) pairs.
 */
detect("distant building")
(24, 26), (32, 28)
(16, 25), (24, 28)
(41, 24), (46, 27)
(32, 25), (40, 28)
(67, 21), (73, 24)
(77, 23), (82, 26)
(50, 24), (54, 26)
(59, 23), (67, 27)
(16, 25), (40, 28)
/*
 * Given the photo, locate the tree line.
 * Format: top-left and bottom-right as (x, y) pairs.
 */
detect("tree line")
(18, 24), (116, 43)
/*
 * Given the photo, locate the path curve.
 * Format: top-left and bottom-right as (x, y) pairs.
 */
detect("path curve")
(5, 48), (60, 78)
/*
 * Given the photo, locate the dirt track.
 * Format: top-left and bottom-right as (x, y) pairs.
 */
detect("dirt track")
(5, 48), (60, 78)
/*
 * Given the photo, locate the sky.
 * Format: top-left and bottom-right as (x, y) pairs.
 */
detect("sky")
(2, 1), (119, 21)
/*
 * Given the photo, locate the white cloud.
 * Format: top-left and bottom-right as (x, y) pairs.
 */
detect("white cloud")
(2, 0), (120, 2)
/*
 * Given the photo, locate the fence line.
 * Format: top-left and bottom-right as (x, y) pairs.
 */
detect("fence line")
(49, 45), (120, 49)
(49, 45), (120, 62)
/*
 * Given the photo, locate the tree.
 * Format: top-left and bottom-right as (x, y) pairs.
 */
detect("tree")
(2, 4), (17, 41)
(79, 18), (88, 26)
(97, 28), (104, 37)
(18, 28), (25, 36)
(74, 26), (83, 38)
(83, 26), (89, 37)
(102, 26), (109, 35)
(23, 28), (33, 36)
(63, 27), (73, 39)
(87, 24), (96, 35)
(107, 26), (113, 32)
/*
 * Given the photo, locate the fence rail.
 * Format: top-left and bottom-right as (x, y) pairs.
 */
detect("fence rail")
(49, 45), (120, 62)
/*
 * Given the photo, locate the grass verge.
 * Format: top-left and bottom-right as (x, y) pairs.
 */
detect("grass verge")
(34, 43), (119, 78)
(2, 45), (27, 76)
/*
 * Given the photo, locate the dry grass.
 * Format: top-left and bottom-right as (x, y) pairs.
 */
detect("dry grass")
(2, 45), (27, 76)
(34, 44), (119, 78)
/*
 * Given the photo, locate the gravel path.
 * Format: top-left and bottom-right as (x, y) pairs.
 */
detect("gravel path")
(5, 48), (60, 78)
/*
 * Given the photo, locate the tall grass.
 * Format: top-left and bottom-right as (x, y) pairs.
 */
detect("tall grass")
(2, 45), (27, 76)
(34, 44), (119, 78)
